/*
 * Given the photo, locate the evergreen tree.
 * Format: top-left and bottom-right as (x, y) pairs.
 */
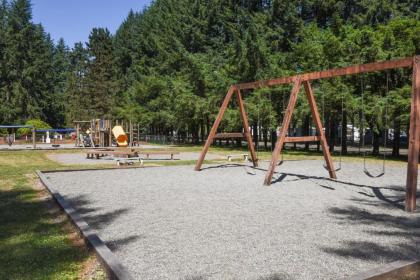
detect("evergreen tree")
(49, 38), (70, 127)
(0, 0), (8, 123)
(65, 42), (89, 122)
(3, 0), (54, 123)
(85, 28), (118, 119)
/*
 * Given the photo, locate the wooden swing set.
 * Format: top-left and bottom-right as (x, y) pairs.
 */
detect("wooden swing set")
(195, 56), (420, 213)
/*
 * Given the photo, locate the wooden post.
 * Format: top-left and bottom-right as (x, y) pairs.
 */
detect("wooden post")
(264, 78), (302, 185)
(109, 120), (112, 147)
(236, 89), (258, 167)
(75, 123), (79, 147)
(406, 56), (420, 212)
(303, 81), (336, 179)
(195, 86), (236, 171)
(129, 120), (133, 147)
(138, 123), (140, 144)
(32, 126), (36, 149)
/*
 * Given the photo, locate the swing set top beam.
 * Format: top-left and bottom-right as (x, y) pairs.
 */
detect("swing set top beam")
(236, 56), (415, 90)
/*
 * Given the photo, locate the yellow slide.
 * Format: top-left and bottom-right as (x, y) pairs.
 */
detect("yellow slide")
(112, 126), (128, 147)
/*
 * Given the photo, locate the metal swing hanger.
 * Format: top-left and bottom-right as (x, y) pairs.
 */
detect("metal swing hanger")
(361, 72), (389, 178)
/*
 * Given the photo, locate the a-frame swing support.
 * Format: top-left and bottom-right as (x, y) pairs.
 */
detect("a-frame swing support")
(196, 56), (420, 212)
(194, 86), (258, 170)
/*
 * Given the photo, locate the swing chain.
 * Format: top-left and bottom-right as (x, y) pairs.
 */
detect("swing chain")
(361, 72), (389, 178)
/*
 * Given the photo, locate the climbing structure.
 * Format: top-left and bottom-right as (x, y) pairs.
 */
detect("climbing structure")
(195, 56), (420, 212)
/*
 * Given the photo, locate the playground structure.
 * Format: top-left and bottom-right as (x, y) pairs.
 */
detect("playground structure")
(74, 119), (140, 148)
(195, 56), (420, 212)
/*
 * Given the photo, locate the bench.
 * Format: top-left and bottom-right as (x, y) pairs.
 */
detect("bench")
(138, 150), (180, 160)
(86, 149), (138, 159)
(227, 154), (249, 162)
(115, 157), (144, 166)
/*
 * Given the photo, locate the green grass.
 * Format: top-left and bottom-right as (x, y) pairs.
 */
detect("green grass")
(0, 151), (101, 280)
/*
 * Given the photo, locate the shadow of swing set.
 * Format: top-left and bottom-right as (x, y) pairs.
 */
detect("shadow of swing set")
(195, 56), (420, 213)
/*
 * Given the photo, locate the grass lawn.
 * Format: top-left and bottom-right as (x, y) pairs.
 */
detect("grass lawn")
(0, 150), (105, 280)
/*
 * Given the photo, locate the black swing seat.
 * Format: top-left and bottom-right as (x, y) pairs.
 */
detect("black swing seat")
(323, 164), (341, 172)
(363, 168), (385, 178)
(363, 151), (387, 178)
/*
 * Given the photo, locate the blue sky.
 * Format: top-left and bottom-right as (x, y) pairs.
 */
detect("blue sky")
(31, 0), (152, 47)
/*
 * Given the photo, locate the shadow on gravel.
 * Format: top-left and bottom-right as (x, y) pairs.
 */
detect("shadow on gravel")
(257, 272), (294, 280)
(322, 206), (420, 262)
(60, 194), (142, 251)
(105, 235), (144, 251)
(184, 272), (294, 280)
(200, 164), (268, 172)
(62, 194), (130, 230)
(272, 172), (419, 210)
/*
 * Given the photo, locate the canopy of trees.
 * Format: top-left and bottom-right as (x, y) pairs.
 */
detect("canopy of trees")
(0, 0), (419, 154)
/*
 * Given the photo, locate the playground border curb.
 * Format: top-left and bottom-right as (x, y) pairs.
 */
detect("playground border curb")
(344, 259), (420, 280)
(36, 170), (135, 280)
(40, 165), (150, 174)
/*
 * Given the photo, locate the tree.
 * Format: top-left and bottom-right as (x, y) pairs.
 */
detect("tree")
(49, 38), (70, 127)
(85, 28), (119, 119)
(2, 0), (55, 124)
(65, 42), (89, 122)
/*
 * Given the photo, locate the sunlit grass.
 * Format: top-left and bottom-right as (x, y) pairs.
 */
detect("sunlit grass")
(0, 150), (107, 279)
(0, 174), (89, 279)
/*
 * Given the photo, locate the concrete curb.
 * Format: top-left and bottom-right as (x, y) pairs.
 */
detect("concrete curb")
(36, 170), (135, 280)
(344, 259), (420, 280)
(40, 165), (149, 174)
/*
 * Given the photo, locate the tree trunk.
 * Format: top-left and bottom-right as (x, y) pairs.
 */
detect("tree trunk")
(271, 130), (277, 151)
(392, 117), (400, 157)
(200, 121), (205, 143)
(341, 111), (347, 154)
(253, 123), (258, 150)
(263, 128), (268, 150)
(206, 117), (210, 139)
(325, 116), (330, 148)
(304, 115), (310, 151)
(329, 118), (335, 153)
(372, 130), (380, 156)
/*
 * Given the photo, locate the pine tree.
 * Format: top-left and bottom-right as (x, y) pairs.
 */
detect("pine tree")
(50, 38), (70, 127)
(85, 28), (118, 119)
(0, 0), (8, 123)
(4, 0), (40, 122)
(65, 42), (89, 122)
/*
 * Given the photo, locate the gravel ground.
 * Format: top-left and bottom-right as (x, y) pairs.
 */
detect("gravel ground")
(44, 160), (420, 280)
(47, 152), (224, 165)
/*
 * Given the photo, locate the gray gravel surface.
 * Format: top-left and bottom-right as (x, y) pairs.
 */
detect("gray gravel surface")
(44, 160), (420, 280)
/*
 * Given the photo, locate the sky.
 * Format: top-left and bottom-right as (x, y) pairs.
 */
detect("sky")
(31, 0), (152, 47)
